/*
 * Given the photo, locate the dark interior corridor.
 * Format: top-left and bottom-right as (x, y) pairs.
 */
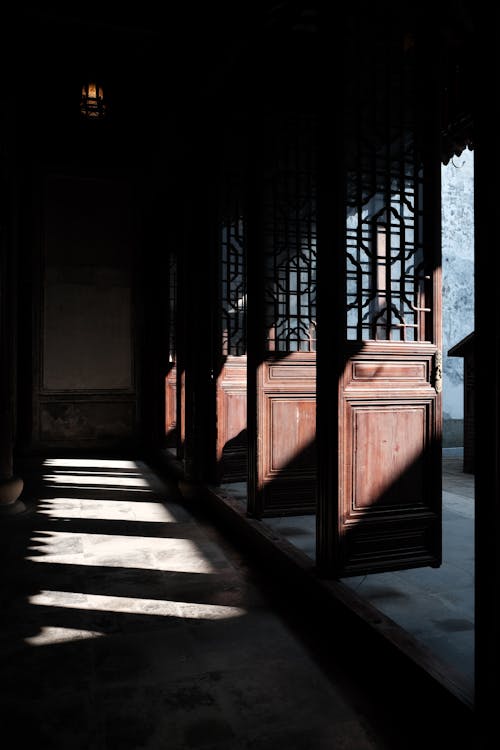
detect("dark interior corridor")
(0, 3), (497, 748)
(0, 456), (475, 749)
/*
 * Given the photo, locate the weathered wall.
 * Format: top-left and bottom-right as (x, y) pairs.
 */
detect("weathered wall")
(34, 173), (138, 447)
(441, 148), (474, 447)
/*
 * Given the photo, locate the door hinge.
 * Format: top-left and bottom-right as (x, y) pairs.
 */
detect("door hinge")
(433, 349), (442, 393)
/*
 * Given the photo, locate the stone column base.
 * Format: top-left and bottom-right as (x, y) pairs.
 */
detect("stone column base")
(0, 476), (26, 515)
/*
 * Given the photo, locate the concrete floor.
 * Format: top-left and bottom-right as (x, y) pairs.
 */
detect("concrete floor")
(0, 456), (423, 750)
(253, 452), (475, 694)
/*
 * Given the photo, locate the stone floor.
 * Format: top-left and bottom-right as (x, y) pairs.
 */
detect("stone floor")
(234, 451), (475, 694)
(0, 455), (431, 750)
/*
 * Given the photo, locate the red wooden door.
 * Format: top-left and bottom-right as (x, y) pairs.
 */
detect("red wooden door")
(217, 356), (247, 482)
(249, 115), (317, 517)
(317, 24), (442, 575)
(215, 199), (248, 483)
(256, 352), (316, 515)
(164, 365), (177, 446)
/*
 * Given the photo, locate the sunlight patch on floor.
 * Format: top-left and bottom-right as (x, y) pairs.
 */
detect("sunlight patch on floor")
(36, 497), (180, 522)
(26, 531), (217, 573)
(43, 458), (140, 470)
(42, 473), (150, 488)
(28, 590), (246, 620)
(24, 626), (105, 646)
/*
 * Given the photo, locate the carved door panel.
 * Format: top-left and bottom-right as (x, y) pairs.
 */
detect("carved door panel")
(317, 25), (442, 575)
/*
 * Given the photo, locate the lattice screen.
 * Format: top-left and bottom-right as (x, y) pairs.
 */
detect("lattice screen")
(168, 252), (177, 360)
(220, 187), (246, 357)
(264, 115), (317, 352)
(345, 33), (428, 342)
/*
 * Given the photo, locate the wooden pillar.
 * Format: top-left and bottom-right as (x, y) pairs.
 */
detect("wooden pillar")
(474, 14), (499, 737)
(315, 13), (345, 572)
(177, 112), (218, 492)
(0, 101), (24, 512)
(246, 117), (266, 517)
(138, 161), (176, 455)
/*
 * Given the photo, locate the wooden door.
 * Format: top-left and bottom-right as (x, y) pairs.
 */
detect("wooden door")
(249, 114), (317, 517)
(216, 207), (247, 483)
(217, 356), (247, 482)
(317, 23), (442, 575)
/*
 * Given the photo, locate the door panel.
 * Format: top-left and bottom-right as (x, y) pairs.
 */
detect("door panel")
(217, 356), (247, 482)
(350, 404), (426, 509)
(249, 114), (317, 517)
(165, 365), (177, 446)
(258, 354), (316, 515)
(340, 346), (440, 573)
(317, 23), (442, 575)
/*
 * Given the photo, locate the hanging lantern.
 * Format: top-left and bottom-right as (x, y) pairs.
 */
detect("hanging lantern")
(80, 81), (106, 120)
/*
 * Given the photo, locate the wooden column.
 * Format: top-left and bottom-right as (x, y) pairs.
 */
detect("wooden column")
(0, 101), (24, 512)
(246, 117), (266, 516)
(139, 162), (178, 455)
(315, 14), (345, 572)
(177, 111), (218, 491)
(474, 15), (499, 737)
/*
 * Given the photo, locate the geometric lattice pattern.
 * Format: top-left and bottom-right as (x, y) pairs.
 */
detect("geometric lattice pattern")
(221, 209), (246, 356)
(346, 36), (428, 342)
(264, 115), (317, 352)
(168, 252), (177, 359)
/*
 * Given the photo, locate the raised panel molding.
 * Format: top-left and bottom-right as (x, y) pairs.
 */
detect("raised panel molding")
(265, 395), (316, 477)
(258, 355), (317, 515)
(345, 356), (433, 391)
(217, 356), (247, 482)
(351, 361), (428, 384)
(267, 365), (316, 382)
(263, 352), (316, 390)
(165, 366), (177, 439)
(349, 402), (429, 513)
(339, 397), (440, 575)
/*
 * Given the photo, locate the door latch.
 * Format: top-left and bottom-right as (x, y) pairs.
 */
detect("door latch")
(433, 349), (442, 393)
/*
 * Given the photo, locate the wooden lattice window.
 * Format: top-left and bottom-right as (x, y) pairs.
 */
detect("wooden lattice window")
(345, 34), (428, 342)
(220, 191), (246, 356)
(168, 252), (177, 360)
(264, 115), (317, 352)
